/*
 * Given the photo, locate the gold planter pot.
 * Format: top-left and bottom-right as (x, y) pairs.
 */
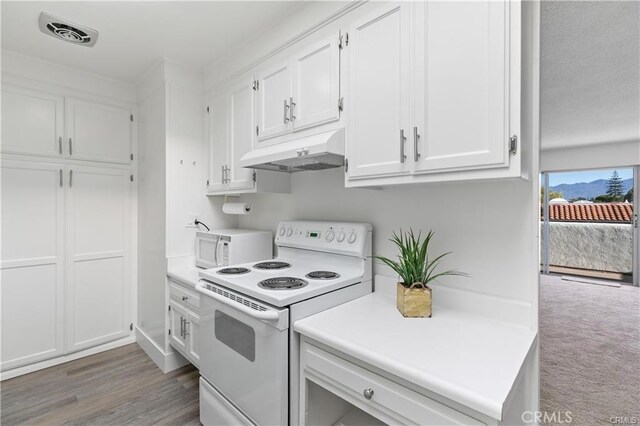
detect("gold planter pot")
(396, 282), (432, 318)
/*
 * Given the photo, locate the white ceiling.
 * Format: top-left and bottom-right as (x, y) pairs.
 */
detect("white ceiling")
(1, 1), (304, 83)
(541, 1), (640, 150)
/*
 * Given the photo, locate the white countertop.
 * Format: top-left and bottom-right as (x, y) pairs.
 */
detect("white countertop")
(167, 267), (201, 288)
(294, 291), (537, 420)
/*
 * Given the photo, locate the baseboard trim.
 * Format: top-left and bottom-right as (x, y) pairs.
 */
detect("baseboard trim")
(0, 335), (136, 381)
(135, 327), (189, 373)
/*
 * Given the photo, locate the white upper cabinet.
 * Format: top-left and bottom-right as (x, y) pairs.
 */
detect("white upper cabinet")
(413, 1), (512, 174)
(346, 2), (412, 179)
(208, 93), (229, 193)
(66, 98), (133, 164)
(66, 165), (131, 352)
(227, 77), (258, 190)
(1, 86), (64, 158)
(1, 161), (65, 371)
(256, 61), (293, 142)
(292, 35), (341, 131)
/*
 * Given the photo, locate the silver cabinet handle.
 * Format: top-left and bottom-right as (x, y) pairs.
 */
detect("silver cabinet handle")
(59, 169), (63, 187)
(413, 126), (421, 162)
(400, 129), (407, 163)
(283, 99), (290, 123)
(290, 97), (296, 122)
(221, 165), (225, 184)
(69, 169), (73, 187)
(182, 296), (188, 301)
(184, 320), (190, 338)
(68, 138), (73, 156)
(363, 388), (374, 400)
(59, 137), (62, 154)
(180, 317), (185, 338)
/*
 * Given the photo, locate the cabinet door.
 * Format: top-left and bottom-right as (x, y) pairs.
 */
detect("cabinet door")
(207, 93), (229, 193)
(346, 3), (412, 179)
(169, 301), (188, 354)
(1, 85), (64, 158)
(66, 97), (133, 164)
(227, 77), (257, 191)
(1, 161), (65, 370)
(292, 35), (340, 131)
(256, 60), (292, 142)
(66, 165), (131, 352)
(187, 312), (200, 367)
(414, 1), (511, 173)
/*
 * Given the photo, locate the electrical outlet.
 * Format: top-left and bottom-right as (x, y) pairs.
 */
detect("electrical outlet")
(186, 213), (199, 228)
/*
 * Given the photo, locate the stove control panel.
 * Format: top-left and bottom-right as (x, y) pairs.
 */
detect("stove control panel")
(275, 221), (372, 257)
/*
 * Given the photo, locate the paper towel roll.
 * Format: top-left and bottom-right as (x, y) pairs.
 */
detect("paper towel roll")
(222, 202), (251, 215)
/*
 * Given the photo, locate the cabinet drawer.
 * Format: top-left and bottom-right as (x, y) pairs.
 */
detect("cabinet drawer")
(169, 281), (200, 312)
(303, 342), (483, 425)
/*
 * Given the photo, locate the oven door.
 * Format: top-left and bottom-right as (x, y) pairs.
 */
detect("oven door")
(196, 280), (289, 425)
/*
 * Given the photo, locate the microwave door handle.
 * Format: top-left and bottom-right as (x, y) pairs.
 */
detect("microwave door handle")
(216, 240), (224, 267)
(196, 282), (280, 322)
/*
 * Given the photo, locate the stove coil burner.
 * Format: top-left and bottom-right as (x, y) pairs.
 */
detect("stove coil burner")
(217, 267), (251, 275)
(306, 271), (341, 280)
(253, 261), (291, 270)
(258, 277), (308, 290)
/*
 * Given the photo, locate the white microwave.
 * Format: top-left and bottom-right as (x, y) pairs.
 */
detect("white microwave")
(195, 229), (273, 269)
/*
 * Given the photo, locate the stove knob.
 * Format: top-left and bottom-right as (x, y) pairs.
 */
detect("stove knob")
(325, 230), (335, 242)
(279, 226), (286, 237)
(348, 231), (357, 244)
(286, 227), (294, 237)
(337, 231), (346, 242)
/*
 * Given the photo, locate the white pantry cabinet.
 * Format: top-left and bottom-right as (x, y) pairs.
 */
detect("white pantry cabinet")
(66, 165), (132, 352)
(66, 98), (133, 164)
(345, 0), (521, 186)
(207, 74), (290, 196)
(0, 161), (133, 371)
(1, 84), (133, 165)
(1, 86), (64, 158)
(0, 161), (65, 370)
(255, 33), (341, 145)
(345, 2), (412, 179)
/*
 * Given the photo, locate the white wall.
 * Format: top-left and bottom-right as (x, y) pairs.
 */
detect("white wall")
(239, 169), (538, 322)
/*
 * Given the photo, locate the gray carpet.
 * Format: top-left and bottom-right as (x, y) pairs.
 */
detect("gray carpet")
(540, 274), (640, 425)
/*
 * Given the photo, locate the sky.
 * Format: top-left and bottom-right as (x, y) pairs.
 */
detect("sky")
(548, 168), (634, 186)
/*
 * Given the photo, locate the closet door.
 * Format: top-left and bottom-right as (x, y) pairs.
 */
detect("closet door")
(1, 85), (64, 158)
(66, 165), (131, 352)
(291, 34), (340, 131)
(413, 1), (512, 173)
(256, 60), (292, 142)
(66, 97), (133, 164)
(346, 2), (412, 179)
(1, 161), (65, 370)
(227, 76), (256, 191)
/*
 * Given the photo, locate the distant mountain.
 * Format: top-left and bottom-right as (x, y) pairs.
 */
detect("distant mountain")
(550, 178), (633, 200)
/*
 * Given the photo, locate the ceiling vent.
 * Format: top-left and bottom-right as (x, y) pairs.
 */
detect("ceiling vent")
(38, 12), (98, 47)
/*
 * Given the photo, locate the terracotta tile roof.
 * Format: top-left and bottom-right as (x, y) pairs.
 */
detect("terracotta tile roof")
(543, 203), (634, 223)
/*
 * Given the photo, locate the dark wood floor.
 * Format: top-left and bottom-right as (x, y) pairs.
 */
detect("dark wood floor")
(1, 344), (200, 425)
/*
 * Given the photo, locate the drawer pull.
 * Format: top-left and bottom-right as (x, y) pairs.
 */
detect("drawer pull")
(363, 388), (374, 400)
(182, 296), (188, 301)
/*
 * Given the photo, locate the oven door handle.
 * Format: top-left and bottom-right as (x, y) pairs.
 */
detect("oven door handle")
(197, 282), (281, 322)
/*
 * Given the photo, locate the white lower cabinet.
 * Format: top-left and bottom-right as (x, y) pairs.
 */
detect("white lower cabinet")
(300, 340), (485, 426)
(0, 160), (133, 372)
(168, 280), (200, 367)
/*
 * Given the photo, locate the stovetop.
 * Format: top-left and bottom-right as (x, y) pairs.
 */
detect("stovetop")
(198, 250), (366, 307)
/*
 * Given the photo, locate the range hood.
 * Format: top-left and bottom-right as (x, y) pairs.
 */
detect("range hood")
(239, 129), (344, 173)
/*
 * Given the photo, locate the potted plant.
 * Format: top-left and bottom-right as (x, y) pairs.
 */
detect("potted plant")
(374, 229), (467, 318)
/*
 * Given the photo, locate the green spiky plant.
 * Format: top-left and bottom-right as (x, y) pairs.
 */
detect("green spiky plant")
(374, 229), (468, 288)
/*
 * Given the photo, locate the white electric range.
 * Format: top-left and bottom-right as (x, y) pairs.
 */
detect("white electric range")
(196, 220), (373, 426)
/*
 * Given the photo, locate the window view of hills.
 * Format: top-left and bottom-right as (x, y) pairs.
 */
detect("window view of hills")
(547, 169), (633, 203)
